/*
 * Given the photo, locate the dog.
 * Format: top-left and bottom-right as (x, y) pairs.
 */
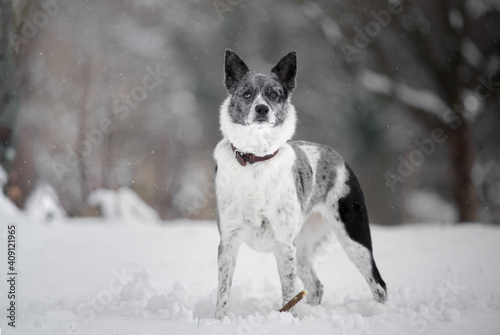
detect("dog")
(214, 50), (387, 319)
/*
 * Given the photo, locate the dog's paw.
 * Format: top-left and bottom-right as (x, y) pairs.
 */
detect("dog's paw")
(306, 286), (323, 305)
(215, 304), (232, 320)
(214, 309), (226, 320)
(288, 306), (298, 318)
(372, 284), (388, 303)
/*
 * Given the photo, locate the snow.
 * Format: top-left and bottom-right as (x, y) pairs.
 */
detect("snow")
(465, 0), (500, 19)
(359, 70), (449, 118)
(359, 70), (393, 95)
(24, 183), (66, 222)
(405, 190), (458, 223)
(448, 9), (464, 32)
(0, 206), (499, 335)
(0, 188), (499, 334)
(87, 188), (160, 222)
(0, 166), (22, 219)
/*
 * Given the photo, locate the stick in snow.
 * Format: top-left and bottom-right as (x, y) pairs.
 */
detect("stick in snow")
(279, 290), (308, 312)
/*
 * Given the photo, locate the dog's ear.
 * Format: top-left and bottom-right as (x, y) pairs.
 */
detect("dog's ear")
(224, 49), (249, 93)
(271, 51), (297, 93)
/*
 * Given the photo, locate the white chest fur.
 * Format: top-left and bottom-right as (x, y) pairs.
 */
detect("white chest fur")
(214, 140), (302, 252)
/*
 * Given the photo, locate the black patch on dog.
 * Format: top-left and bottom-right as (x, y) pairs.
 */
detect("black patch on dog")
(338, 164), (387, 290)
(338, 164), (373, 251)
(372, 258), (386, 291)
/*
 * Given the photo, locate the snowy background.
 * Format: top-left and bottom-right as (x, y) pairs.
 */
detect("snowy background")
(1, 0), (499, 224)
(1, 0), (500, 334)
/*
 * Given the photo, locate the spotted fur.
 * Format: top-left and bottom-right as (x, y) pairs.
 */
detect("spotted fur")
(214, 50), (387, 319)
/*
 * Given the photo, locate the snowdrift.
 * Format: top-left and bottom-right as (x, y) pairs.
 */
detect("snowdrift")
(0, 216), (499, 335)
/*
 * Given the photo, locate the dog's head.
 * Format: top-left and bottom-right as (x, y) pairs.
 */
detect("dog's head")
(220, 50), (297, 156)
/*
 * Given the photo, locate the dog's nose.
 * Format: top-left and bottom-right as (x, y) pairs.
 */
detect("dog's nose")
(255, 104), (269, 116)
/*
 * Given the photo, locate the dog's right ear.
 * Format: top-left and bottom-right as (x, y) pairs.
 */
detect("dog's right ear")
(271, 51), (297, 94)
(224, 49), (249, 93)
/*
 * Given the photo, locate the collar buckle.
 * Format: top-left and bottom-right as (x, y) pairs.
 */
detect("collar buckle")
(234, 150), (248, 166)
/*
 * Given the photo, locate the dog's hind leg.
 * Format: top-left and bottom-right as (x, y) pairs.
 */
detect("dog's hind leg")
(295, 212), (330, 305)
(331, 164), (387, 303)
(296, 245), (323, 305)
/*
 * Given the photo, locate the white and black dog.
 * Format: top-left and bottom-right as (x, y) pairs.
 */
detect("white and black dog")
(214, 50), (387, 318)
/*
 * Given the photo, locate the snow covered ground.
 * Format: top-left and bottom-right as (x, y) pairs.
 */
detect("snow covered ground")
(1, 211), (500, 334)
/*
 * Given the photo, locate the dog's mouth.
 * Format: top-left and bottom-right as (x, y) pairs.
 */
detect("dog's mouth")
(254, 116), (269, 123)
(245, 115), (276, 126)
(250, 119), (276, 127)
(245, 118), (274, 126)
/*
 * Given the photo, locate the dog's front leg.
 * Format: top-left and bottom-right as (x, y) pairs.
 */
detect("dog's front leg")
(274, 243), (298, 316)
(215, 240), (239, 319)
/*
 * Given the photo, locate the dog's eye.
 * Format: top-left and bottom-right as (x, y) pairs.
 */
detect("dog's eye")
(243, 92), (252, 99)
(270, 92), (278, 99)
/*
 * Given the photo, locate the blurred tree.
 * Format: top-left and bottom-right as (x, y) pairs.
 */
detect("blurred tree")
(6, 0), (499, 224)
(0, 1), (17, 168)
(322, 0), (500, 222)
(0, 0), (32, 205)
(7, 1), (216, 219)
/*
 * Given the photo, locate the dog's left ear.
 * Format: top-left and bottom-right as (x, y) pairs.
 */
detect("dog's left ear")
(271, 51), (297, 93)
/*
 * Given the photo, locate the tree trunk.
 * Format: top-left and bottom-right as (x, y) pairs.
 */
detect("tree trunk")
(0, 0), (19, 178)
(76, 55), (93, 211)
(448, 122), (479, 222)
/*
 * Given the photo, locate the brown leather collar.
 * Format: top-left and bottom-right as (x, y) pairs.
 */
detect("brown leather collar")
(231, 143), (279, 166)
